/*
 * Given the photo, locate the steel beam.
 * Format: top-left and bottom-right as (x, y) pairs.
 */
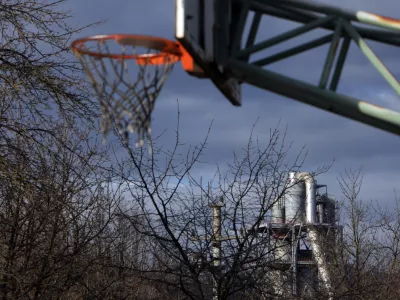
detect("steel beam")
(319, 19), (343, 89)
(329, 35), (351, 92)
(245, 1), (400, 46)
(220, 0), (400, 136)
(253, 34), (333, 67)
(228, 59), (400, 135)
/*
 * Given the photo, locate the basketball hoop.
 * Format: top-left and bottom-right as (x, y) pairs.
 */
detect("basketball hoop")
(71, 34), (184, 149)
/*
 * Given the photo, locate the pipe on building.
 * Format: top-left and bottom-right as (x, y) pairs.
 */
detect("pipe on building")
(292, 228), (298, 296)
(295, 172), (316, 224)
(295, 172), (333, 299)
(308, 228), (333, 299)
(316, 202), (324, 223)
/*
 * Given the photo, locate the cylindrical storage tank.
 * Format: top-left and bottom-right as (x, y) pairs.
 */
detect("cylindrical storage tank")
(285, 176), (306, 224)
(271, 197), (285, 223)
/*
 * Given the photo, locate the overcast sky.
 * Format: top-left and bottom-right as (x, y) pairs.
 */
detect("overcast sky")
(66, 0), (400, 208)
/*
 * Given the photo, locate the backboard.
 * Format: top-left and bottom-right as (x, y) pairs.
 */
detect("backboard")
(175, 0), (241, 106)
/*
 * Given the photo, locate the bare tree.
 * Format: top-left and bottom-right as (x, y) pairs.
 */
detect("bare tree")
(0, 1), (175, 299)
(0, 120), (125, 299)
(0, 0), (98, 150)
(322, 169), (400, 300)
(0, 1), (191, 299)
(110, 114), (331, 300)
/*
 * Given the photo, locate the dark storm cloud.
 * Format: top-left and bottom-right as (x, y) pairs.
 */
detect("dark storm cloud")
(66, 0), (400, 204)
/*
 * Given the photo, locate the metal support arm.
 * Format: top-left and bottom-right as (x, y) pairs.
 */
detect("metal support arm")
(218, 0), (400, 135)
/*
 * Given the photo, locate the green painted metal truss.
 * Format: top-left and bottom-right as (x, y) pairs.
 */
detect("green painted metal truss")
(215, 0), (400, 135)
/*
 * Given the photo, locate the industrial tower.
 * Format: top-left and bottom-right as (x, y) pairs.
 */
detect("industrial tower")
(255, 172), (342, 298)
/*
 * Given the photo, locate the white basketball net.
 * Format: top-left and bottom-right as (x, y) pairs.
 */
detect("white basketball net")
(76, 38), (177, 149)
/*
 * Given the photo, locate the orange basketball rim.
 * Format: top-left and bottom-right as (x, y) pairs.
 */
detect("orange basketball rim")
(71, 34), (196, 70)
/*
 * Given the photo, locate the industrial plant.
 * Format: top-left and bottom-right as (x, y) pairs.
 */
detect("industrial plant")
(256, 172), (342, 298)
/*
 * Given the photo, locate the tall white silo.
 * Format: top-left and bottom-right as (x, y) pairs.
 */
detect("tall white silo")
(285, 174), (306, 224)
